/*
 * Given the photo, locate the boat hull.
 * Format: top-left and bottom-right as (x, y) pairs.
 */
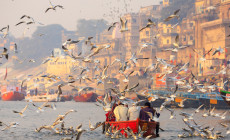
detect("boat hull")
(105, 119), (158, 138)
(199, 97), (230, 109)
(73, 92), (98, 102)
(1, 91), (25, 101)
(220, 90), (230, 106)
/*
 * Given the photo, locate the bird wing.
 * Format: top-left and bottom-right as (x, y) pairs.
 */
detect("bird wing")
(108, 26), (113, 31)
(192, 48), (202, 56)
(139, 26), (147, 32)
(45, 8), (52, 13)
(204, 48), (213, 57)
(164, 16), (173, 22)
(128, 83), (139, 91)
(212, 50), (218, 56)
(15, 21), (25, 26)
(21, 104), (29, 113)
(174, 9), (180, 15)
(64, 110), (75, 116)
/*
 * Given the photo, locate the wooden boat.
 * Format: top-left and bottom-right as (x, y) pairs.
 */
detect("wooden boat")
(220, 90), (230, 106)
(105, 119), (158, 138)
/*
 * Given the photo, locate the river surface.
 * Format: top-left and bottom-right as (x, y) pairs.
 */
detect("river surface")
(0, 101), (229, 140)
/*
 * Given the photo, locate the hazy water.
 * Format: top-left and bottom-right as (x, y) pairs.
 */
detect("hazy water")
(0, 101), (229, 140)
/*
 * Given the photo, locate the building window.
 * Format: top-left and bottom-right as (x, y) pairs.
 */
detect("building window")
(184, 37), (186, 41)
(146, 31), (149, 36)
(167, 39), (169, 44)
(190, 36), (193, 40)
(167, 29), (170, 33)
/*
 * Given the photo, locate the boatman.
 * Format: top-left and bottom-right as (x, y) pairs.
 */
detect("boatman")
(113, 101), (128, 121)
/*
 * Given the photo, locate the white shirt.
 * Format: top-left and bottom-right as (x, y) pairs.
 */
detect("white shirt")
(128, 106), (140, 120)
(114, 105), (128, 121)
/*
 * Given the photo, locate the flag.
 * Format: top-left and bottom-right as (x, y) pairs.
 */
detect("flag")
(4, 67), (7, 80)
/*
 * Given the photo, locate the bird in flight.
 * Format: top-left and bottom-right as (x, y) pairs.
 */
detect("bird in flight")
(45, 0), (64, 13)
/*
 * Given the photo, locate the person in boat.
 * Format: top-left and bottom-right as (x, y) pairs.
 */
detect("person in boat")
(128, 103), (140, 120)
(113, 101), (128, 121)
(105, 100), (117, 122)
(139, 102), (156, 121)
(139, 102), (160, 137)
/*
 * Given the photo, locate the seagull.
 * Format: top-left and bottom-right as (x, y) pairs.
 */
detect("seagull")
(212, 46), (224, 56)
(89, 119), (103, 131)
(139, 43), (153, 53)
(45, 0), (64, 13)
(15, 21), (26, 26)
(139, 19), (156, 32)
(121, 70), (134, 83)
(1, 48), (9, 60)
(165, 107), (175, 119)
(144, 62), (159, 74)
(120, 17), (129, 32)
(1, 25), (9, 38)
(178, 99), (187, 108)
(12, 104), (29, 117)
(193, 48), (213, 61)
(62, 39), (80, 46)
(56, 84), (64, 101)
(108, 22), (118, 31)
(194, 104), (204, 113)
(129, 53), (149, 67)
(0, 25), (9, 32)
(53, 110), (77, 125)
(85, 37), (93, 45)
(164, 9), (180, 22)
(29, 59), (36, 63)
(1, 122), (19, 131)
(111, 58), (121, 66)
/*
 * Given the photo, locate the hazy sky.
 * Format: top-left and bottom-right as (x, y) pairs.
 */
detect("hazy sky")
(0, 0), (161, 38)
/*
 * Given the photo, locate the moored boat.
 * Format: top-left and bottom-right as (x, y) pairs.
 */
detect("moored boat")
(105, 119), (158, 138)
(73, 92), (98, 102)
(199, 92), (230, 109)
(1, 91), (25, 101)
(219, 90), (230, 106)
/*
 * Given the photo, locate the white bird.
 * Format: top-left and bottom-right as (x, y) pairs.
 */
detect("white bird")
(45, 0), (64, 13)
(194, 104), (204, 113)
(1, 122), (19, 131)
(212, 46), (224, 56)
(164, 9), (180, 22)
(193, 48), (213, 62)
(178, 99), (187, 108)
(139, 43), (153, 53)
(12, 104), (29, 117)
(120, 17), (129, 32)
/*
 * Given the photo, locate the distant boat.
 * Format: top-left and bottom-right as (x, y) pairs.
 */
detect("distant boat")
(199, 92), (230, 109)
(73, 92), (98, 102)
(220, 90), (230, 106)
(1, 91), (25, 101)
(25, 93), (65, 102)
(1, 85), (25, 101)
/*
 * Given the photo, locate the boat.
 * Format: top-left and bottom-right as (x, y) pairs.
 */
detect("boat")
(25, 93), (65, 102)
(199, 92), (230, 109)
(105, 119), (158, 138)
(73, 92), (98, 102)
(1, 85), (25, 101)
(1, 91), (25, 101)
(219, 90), (230, 106)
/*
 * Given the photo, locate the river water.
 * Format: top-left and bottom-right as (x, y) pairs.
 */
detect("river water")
(0, 101), (229, 140)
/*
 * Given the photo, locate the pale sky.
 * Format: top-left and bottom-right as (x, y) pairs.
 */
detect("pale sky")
(0, 0), (161, 38)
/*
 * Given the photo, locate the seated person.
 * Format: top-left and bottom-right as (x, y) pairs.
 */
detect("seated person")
(128, 103), (140, 120)
(139, 102), (156, 121)
(113, 101), (128, 121)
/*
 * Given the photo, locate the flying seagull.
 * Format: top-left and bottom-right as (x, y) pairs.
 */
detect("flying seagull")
(120, 17), (128, 32)
(45, 0), (64, 13)
(108, 22), (118, 31)
(164, 9), (180, 22)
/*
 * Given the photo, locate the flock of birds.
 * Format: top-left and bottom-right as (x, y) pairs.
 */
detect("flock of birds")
(1, 0), (230, 140)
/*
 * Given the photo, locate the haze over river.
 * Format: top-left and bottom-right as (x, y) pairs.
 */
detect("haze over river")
(0, 101), (229, 140)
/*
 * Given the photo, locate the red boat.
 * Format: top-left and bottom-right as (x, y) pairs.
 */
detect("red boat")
(105, 119), (158, 138)
(1, 85), (25, 101)
(1, 91), (25, 101)
(73, 92), (98, 102)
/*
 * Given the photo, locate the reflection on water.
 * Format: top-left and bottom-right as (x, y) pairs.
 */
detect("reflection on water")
(0, 101), (229, 140)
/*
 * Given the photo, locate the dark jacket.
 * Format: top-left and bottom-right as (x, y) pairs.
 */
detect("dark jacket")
(139, 106), (156, 121)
